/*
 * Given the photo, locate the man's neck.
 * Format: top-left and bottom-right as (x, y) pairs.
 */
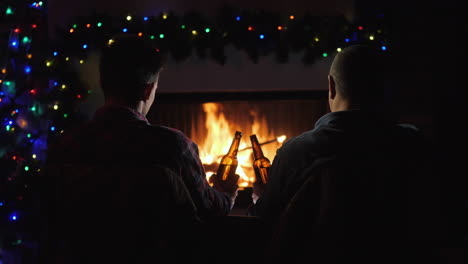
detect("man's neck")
(105, 99), (141, 114)
(331, 99), (359, 112)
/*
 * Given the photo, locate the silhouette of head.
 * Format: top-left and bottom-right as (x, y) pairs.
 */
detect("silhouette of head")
(328, 44), (385, 112)
(99, 34), (164, 113)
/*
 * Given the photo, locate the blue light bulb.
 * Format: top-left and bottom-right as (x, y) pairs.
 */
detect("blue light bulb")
(144, 17), (148, 21)
(259, 34), (265, 39)
(25, 66), (31, 73)
(236, 16), (241, 21)
(82, 44), (87, 49)
(53, 51), (58, 56)
(122, 28), (128, 32)
(51, 126), (55, 131)
(381, 45), (387, 51)
(345, 38), (350, 43)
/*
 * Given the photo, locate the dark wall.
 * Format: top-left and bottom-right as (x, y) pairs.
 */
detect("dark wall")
(355, 0), (465, 251)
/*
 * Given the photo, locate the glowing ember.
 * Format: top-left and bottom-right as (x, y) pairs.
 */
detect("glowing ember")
(198, 103), (286, 188)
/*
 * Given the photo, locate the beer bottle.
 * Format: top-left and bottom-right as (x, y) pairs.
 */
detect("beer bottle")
(250, 134), (271, 184)
(217, 131), (243, 181)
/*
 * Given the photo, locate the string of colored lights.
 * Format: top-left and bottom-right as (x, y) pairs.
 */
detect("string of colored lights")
(1, 0), (50, 256)
(48, 10), (389, 67)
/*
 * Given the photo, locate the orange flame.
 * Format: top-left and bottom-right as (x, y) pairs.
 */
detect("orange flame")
(198, 103), (286, 188)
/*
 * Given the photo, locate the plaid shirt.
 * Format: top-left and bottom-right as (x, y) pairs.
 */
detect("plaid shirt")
(46, 104), (232, 219)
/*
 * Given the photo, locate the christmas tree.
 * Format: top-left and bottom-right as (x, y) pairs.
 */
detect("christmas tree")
(0, 1), (48, 262)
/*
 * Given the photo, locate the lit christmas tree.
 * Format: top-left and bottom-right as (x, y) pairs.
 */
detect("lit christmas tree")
(0, 1), (49, 262)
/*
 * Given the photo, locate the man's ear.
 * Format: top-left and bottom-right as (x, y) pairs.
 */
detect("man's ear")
(328, 74), (336, 100)
(143, 83), (155, 101)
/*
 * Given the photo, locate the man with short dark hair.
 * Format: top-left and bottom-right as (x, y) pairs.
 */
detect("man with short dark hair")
(60, 34), (238, 219)
(253, 45), (443, 263)
(41, 35), (239, 263)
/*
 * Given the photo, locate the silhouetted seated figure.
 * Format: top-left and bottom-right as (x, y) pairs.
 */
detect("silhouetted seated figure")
(39, 35), (239, 263)
(42, 164), (199, 263)
(253, 45), (445, 263)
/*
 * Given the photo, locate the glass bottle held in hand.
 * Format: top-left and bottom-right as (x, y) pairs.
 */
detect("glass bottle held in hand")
(217, 131), (243, 181)
(250, 134), (271, 184)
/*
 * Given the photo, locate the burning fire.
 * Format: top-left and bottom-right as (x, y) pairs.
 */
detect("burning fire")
(198, 103), (286, 188)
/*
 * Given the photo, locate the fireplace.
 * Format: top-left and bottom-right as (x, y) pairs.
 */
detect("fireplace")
(147, 90), (328, 189)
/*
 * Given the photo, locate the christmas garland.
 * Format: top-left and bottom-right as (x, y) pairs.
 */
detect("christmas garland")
(49, 7), (390, 66)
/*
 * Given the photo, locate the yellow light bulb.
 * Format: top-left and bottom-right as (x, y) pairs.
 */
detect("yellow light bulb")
(126, 15), (132, 21)
(314, 37), (320, 42)
(61, 84), (66, 89)
(369, 35), (374, 40)
(79, 60), (84, 64)
(32, 154), (37, 159)
(162, 13), (168, 19)
(337, 48), (342, 52)
(65, 57), (70, 61)
(46, 61), (51, 67)
(192, 30), (197, 35)
(53, 104), (58, 110)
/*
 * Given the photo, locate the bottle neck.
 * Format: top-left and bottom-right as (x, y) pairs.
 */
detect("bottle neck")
(250, 135), (265, 160)
(227, 132), (242, 157)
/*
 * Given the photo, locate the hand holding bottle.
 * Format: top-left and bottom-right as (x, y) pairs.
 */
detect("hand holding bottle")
(252, 180), (265, 204)
(209, 172), (239, 209)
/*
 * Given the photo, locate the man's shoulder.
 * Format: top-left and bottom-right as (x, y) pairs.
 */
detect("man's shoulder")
(278, 127), (333, 156)
(146, 124), (194, 146)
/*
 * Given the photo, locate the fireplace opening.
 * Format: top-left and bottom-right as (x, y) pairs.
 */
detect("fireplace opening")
(148, 90), (328, 190)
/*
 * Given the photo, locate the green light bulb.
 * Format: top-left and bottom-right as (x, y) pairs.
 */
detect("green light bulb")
(6, 7), (14, 15)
